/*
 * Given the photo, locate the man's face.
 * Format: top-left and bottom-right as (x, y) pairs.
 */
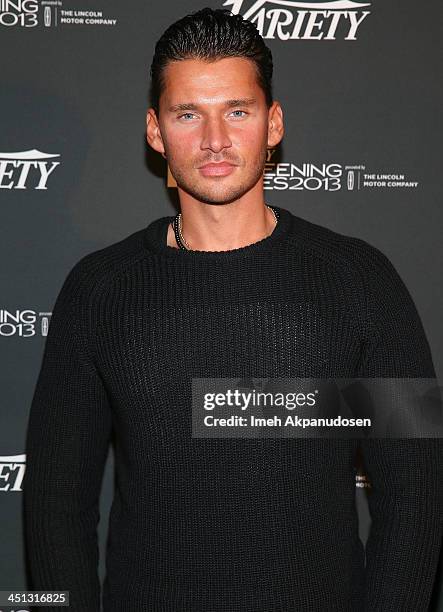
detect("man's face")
(146, 56), (283, 205)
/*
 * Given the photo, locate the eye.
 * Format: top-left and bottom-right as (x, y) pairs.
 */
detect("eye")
(230, 110), (247, 118)
(178, 113), (196, 120)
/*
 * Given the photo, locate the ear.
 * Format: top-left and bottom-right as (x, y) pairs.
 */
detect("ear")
(146, 108), (166, 158)
(267, 101), (284, 149)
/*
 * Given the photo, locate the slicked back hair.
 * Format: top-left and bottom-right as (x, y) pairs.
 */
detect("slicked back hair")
(150, 7), (274, 114)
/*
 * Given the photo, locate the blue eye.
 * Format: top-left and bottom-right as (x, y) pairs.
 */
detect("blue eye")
(231, 110), (247, 117)
(179, 113), (196, 120)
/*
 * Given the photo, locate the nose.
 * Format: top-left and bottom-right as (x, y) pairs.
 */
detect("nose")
(200, 115), (232, 153)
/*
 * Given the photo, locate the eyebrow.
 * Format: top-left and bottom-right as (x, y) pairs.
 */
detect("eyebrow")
(167, 98), (258, 113)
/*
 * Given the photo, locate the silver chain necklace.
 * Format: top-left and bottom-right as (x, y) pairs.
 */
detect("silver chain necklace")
(172, 205), (280, 251)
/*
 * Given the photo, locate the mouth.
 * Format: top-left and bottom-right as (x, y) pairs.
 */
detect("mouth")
(197, 161), (237, 177)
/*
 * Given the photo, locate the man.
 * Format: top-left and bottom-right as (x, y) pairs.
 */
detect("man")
(24, 7), (442, 612)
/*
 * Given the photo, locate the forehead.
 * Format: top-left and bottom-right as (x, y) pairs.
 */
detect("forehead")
(160, 57), (263, 106)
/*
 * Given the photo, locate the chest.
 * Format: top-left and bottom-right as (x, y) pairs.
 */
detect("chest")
(95, 297), (360, 405)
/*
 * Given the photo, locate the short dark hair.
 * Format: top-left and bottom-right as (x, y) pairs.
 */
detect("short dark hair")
(150, 7), (273, 114)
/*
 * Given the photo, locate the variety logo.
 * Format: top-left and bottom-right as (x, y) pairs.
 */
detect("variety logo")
(0, 149), (60, 190)
(222, 0), (371, 40)
(0, 454), (25, 492)
(0, 309), (52, 337)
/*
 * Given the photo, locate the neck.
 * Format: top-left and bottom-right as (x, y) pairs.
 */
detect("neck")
(167, 198), (277, 252)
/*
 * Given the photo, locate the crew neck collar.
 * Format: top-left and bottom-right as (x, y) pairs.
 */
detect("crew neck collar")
(143, 205), (293, 260)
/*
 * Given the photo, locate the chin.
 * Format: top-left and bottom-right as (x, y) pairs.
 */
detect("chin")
(179, 175), (262, 205)
(183, 188), (251, 205)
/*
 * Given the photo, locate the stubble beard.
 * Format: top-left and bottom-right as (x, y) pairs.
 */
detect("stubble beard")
(166, 146), (268, 206)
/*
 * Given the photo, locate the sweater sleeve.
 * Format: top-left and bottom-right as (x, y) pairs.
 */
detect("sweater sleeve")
(23, 260), (113, 612)
(355, 242), (443, 611)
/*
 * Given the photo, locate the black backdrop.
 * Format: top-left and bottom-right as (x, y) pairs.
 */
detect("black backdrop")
(1, 0), (442, 608)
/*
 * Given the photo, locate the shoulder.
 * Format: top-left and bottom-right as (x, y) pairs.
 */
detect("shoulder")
(286, 211), (403, 289)
(54, 226), (149, 308)
(285, 211), (421, 340)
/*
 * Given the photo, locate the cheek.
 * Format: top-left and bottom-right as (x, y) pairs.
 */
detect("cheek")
(163, 127), (197, 159)
(233, 126), (267, 156)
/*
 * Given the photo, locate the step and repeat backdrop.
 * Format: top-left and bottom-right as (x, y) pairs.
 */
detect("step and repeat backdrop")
(1, 0), (442, 609)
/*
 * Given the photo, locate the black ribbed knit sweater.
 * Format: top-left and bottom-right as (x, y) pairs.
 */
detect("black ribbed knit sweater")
(24, 205), (442, 611)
